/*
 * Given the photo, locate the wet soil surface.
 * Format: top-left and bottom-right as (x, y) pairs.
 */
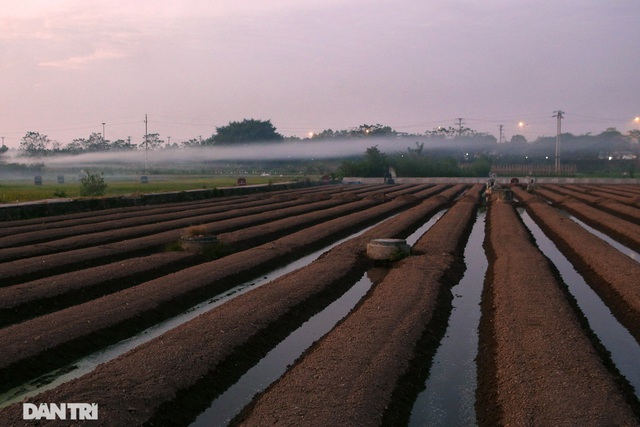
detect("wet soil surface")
(1, 183), (640, 426)
(476, 195), (639, 426)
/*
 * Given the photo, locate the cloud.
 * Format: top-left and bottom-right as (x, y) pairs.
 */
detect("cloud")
(38, 46), (130, 68)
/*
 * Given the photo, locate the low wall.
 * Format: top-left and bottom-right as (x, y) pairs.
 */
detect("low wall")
(0, 181), (307, 221)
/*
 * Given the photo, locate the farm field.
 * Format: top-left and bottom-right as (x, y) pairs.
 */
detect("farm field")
(0, 182), (639, 425)
(0, 174), (299, 204)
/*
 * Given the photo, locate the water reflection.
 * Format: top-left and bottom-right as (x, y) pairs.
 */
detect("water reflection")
(566, 214), (639, 262)
(409, 211), (486, 426)
(190, 270), (383, 426)
(0, 221), (381, 409)
(520, 209), (640, 398)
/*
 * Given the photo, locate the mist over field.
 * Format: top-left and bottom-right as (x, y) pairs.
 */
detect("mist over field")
(9, 137), (421, 167)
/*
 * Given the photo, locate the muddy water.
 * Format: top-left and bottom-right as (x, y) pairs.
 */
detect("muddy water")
(519, 209), (640, 398)
(408, 210), (486, 427)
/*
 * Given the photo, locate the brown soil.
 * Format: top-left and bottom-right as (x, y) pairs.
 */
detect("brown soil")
(0, 193), (345, 261)
(476, 193), (639, 426)
(233, 185), (481, 427)
(0, 184), (451, 394)
(514, 187), (640, 345)
(1, 183), (639, 426)
(0, 185), (466, 426)
(0, 252), (196, 327)
(547, 184), (640, 223)
(0, 187), (391, 285)
(534, 186), (640, 250)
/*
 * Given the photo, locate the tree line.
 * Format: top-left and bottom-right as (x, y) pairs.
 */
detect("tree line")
(7, 119), (640, 168)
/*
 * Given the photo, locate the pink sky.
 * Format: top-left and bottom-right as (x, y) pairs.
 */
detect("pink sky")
(1, 0), (639, 148)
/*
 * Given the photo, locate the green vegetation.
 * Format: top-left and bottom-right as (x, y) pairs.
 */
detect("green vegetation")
(199, 240), (232, 260)
(204, 119), (283, 145)
(0, 175), (295, 204)
(339, 146), (492, 178)
(79, 170), (108, 197)
(2, 120), (638, 203)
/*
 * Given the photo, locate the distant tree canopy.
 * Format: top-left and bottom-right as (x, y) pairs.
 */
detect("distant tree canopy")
(206, 119), (283, 145)
(72, 133), (110, 152)
(509, 134), (528, 145)
(19, 132), (52, 156)
(424, 126), (488, 138)
(140, 133), (164, 150)
(338, 146), (388, 177)
(311, 124), (397, 139)
(65, 133), (136, 153)
(339, 145), (493, 178)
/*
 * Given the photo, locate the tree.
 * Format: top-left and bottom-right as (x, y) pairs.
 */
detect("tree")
(19, 132), (51, 156)
(351, 124), (396, 137)
(309, 129), (346, 139)
(309, 124), (396, 140)
(65, 140), (85, 153)
(363, 146), (387, 174)
(140, 133), (164, 150)
(79, 170), (108, 196)
(339, 145), (389, 177)
(510, 134), (528, 145)
(208, 119), (283, 144)
(407, 142), (424, 156)
(80, 133), (111, 151)
(425, 126), (458, 138)
(111, 139), (136, 151)
(182, 138), (202, 147)
(599, 127), (623, 138)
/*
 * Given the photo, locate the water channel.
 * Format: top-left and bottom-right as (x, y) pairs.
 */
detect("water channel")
(408, 210), (486, 427)
(1, 204), (447, 409)
(519, 209), (640, 398)
(564, 213), (639, 262)
(189, 210), (449, 426)
(0, 217), (386, 408)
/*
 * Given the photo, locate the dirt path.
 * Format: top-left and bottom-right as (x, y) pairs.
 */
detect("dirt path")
(476, 195), (639, 426)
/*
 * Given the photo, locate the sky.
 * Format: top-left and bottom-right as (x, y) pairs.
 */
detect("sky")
(1, 0), (639, 149)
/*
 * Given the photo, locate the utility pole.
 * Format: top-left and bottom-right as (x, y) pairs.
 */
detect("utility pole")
(498, 125), (504, 144)
(102, 122), (106, 141)
(144, 114), (148, 174)
(552, 110), (564, 174)
(456, 118), (465, 136)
